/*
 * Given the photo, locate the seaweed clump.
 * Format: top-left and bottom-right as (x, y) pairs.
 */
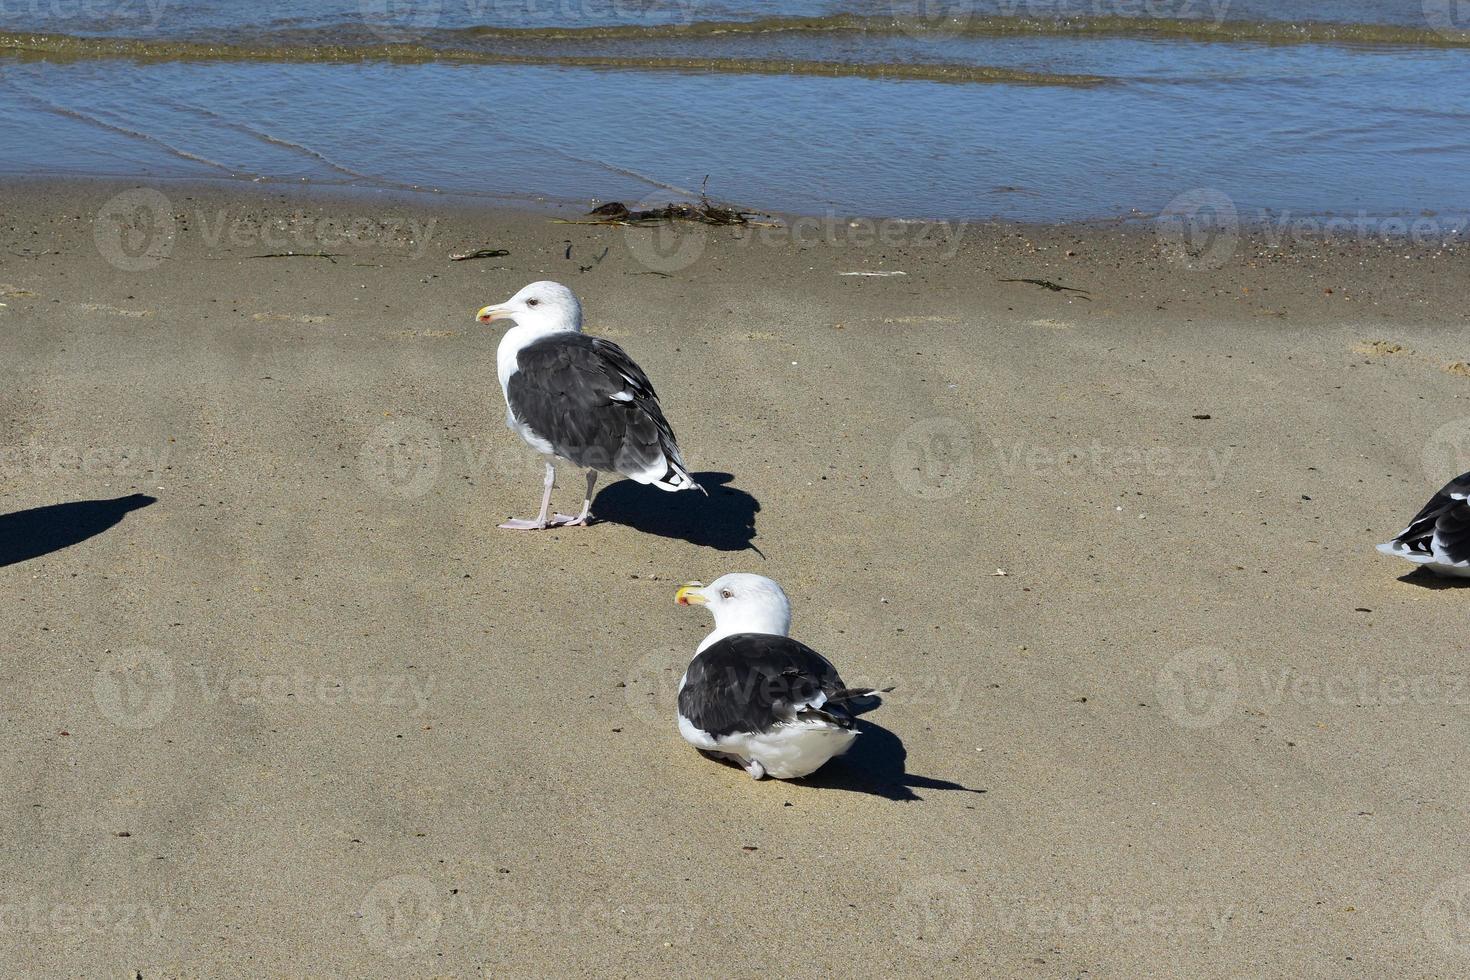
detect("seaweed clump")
(560, 184), (774, 228)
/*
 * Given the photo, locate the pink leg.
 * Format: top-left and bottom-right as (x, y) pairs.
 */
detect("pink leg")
(500, 461), (557, 530)
(553, 470), (599, 527)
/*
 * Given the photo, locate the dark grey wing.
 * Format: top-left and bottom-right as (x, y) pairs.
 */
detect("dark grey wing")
(1382, 472), (1470, 563)
(507, 333), (695, 486)
(679, 634), (868, 738)
(587, 336), (696, 483)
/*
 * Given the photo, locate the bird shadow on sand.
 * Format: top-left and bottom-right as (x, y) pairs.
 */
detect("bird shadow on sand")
(593, 472), (761, 553)
(0, 494), (156, 568)
(700, 721), (986, 802)
(798, 721), (988, 802)
(1397, 568), (1470, 589)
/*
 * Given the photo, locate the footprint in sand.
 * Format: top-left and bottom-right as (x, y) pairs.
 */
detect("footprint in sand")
(882, 315), (959, 325)
(397, 329), (458, 338)
(251, 312), (329, 324)
(77, 303), (152, 317)
(1348, 340), (1468, 380)
(1351, 339), (1410, 356)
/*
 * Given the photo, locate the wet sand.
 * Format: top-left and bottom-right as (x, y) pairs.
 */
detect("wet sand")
(2, 178), (1470, 976)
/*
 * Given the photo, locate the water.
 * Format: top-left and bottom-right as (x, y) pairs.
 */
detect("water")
(0, 1), (1467, 221)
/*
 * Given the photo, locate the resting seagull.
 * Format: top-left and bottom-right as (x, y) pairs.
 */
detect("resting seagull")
(1378, 470), (1470, 577)
(673, 574), (888, 780)
(475, 281), (702, 530)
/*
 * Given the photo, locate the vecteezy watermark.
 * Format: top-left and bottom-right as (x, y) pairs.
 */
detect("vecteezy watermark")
(1421, 418), (1470, 486)
(621, 202), (965, 274)
(891, 418), (976, 500)
(1424, 0), (1470, 37)
(358, 874), (704, 959)
(623, 647), (689, 727)
(0, 442), (172, 480)
(93, 189), (440, 270)
(94, 189), (176, 272)
(1257, 211), (1470, 249)
(743, 214), (964, 257)
(94, 648), (433, 729)
(888, 0), (1235, 38)
(893, 876), (974, 955)
(358, 417), (445, 500)
(4, 0), (174, 27)
(1424, 874), (1470, 956)
(187, 209), (438, 259)
(358, 0), (442, 42)
(359, 875), (442, 958)
(988, 893), (1234, 942)
(94, 647), (177, 730)
(0, 898), (171, 937)
(889, 0), (976, 37)
(1156, 646), (1240, 729)
(622, 651), (969, 730)
(992, 439), (1235, 487)
(892, 424), (1235, 500)
(359, 0), (703, 39)
(354, 416), (576, 500)
(1158, 647), (1470, 730)
(893, 875), (1233, 957)
(1158, 188), (1470, 269)
(620, 193), (711, 274)
(1156, 188), (1239, 271)
(982, 0), (1234, 19)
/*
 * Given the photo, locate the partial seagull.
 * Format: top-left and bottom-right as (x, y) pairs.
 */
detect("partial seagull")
(475, 281), (703, 530)
(1378, 471), (1470, 577)
(673, 573), (889, 780)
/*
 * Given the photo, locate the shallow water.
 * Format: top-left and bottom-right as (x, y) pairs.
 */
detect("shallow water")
(1, 1), (1467, 220)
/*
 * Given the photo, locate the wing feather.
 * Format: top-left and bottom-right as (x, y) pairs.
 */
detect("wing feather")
(1383, 472), (1470, 565)
(678, 634), (873, 738)
(506, 333), (695, 485)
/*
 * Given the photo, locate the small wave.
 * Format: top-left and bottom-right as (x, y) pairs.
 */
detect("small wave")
(5, 82), (251, 176)
(448, 14), (1470, 47)
(0, 32), (1111, 84)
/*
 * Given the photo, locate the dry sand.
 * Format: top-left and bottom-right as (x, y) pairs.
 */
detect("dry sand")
(3, 179), (1470, 976)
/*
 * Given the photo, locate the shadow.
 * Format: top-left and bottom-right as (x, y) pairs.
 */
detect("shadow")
(0, 494), (156, 568)
(799, 721), (988, 802)
(593, 471), (760, 553)
(1397, 568), (1470, 589)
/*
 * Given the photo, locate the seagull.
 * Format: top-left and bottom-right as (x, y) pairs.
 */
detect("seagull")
(1378, 471), (1470, 577)
(475, 281), (703, 530)
(673, 573), (888, 780)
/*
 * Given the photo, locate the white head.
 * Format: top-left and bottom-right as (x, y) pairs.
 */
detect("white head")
(475, 280), (582, 334)
(676, 573), (792, 651)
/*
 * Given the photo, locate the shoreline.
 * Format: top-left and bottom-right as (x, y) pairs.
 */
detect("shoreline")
(5, 173), (1468, 261)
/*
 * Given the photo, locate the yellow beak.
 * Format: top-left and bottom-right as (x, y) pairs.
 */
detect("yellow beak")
(675, 582), (707, 606)
(476, 304), (513, 324)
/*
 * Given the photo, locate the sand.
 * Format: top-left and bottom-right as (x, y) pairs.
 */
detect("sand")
(3, 178), (1470, 977)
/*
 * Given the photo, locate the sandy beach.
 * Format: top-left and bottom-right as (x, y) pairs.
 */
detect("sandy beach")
(3, 178), (1470, 976)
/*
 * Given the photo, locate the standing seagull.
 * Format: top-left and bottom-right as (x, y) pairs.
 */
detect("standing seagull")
(1378, 471), (1470, 577)
(673, 573), (888, 780)
(475, 281), (702, 530)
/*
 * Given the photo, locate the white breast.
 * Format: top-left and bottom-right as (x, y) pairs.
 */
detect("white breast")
(711, 724), (859, 780)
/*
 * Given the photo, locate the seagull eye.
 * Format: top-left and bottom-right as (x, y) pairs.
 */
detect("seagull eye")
(720, 589), (733, 599)
(526, 298), (540, 307)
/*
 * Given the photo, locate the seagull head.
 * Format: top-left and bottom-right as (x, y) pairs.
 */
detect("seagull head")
(476, 280), (582, 333)
(676, 573), (792, 638)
